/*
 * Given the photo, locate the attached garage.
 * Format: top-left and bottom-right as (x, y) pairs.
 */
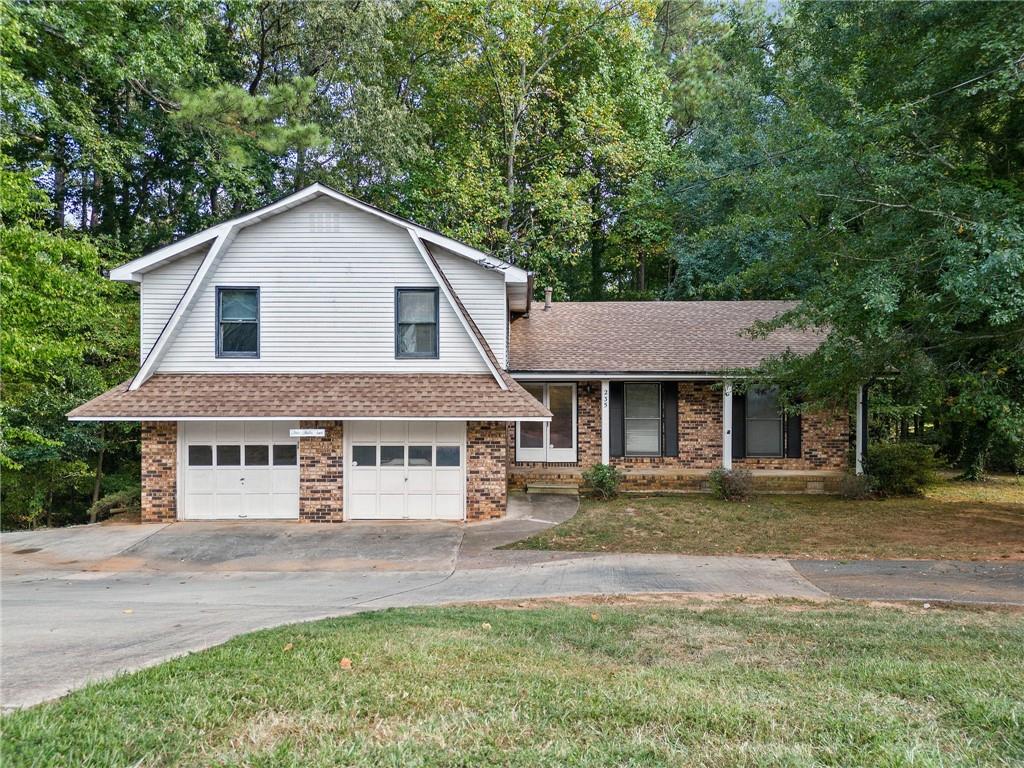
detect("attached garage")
(179, 421), (300, 520)
(345, 420), (466, 521)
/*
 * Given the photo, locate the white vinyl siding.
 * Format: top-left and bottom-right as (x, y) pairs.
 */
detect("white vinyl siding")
(139, 250), (205, 361)
(154, 197), (487, 373)
(432, 245), (508, 366)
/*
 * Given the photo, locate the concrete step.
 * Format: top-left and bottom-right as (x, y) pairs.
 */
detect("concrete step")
(526, 483), (579, 496)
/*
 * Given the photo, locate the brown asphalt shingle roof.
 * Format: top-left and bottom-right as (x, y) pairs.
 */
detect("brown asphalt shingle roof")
(509, 301), (823, 373)
(68, 374), (551, 421)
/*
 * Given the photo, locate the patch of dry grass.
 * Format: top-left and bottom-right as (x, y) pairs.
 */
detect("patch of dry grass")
(511, 476), (1024, 560)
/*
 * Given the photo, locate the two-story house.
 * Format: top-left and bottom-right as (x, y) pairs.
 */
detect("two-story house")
(70, 184), (865, 523)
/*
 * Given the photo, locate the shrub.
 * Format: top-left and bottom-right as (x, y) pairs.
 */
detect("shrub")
(86, 487), (141, 523)
(864, 442), (940, 496)
(708, 467), (753, 501)
(582, 463), (624, 499)
(838, 472), (876, 500)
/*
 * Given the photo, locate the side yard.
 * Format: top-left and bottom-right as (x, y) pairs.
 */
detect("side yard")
(3, 598), (1022, 767)
(511, 477), (1024, 560)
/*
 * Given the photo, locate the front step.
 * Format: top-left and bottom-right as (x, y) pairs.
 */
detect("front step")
(526, 483), (579, 496)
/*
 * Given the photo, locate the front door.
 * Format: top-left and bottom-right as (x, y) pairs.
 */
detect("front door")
(516, 383), (576, 462)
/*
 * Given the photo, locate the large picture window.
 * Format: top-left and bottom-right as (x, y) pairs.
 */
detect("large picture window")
(746, 389), (783, 456)
(395, 288), (439, 358)
(216, 287), (259, 358)
(624, 383), (661, 456)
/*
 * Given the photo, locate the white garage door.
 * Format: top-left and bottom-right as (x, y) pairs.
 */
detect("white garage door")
(345, 421), (465, 520)
(181, 421), (299, 520)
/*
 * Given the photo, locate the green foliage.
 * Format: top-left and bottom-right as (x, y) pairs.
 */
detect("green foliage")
(86, 487), (141, 524)
(864, 443), (940, 497)
(707, 467), (753, 501)
(582, 463), (624, 500)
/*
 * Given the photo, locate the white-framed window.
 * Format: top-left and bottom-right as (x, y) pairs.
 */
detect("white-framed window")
(746, 388), (783, 457)
(516, 383), (576, 462)
(624, 382), (661, 456)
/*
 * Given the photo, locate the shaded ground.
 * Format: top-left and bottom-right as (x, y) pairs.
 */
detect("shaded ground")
(4, 598), (1022, 767)
(510, 477), (1024, 560)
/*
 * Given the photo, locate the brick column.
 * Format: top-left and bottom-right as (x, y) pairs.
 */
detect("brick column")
(298, 420), (344, 522)
(141, 421), (177, 523)
(466, 421), (507, 521)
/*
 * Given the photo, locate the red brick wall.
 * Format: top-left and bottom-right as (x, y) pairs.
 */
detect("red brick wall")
(467, 421), (507, 521)
(141, 421), (177, 523)
(508, 380), (850, 487)
(298, 420), (343, 522)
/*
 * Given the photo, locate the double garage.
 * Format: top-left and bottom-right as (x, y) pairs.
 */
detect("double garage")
(179, 420), (467, 521)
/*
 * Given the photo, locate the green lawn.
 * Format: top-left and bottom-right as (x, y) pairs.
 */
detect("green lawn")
(3, 599), (1023, 767)
(510, 477), (1024, 560)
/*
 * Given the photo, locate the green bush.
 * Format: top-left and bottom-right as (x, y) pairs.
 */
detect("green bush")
(582, 463), (624, 499)
(838, 472), (876, 500)
(864, 442), (940, 496)
(86, 487), (141, 523)
(708, 467), (753, 501)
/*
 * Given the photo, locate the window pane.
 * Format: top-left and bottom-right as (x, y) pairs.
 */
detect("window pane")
(548, 385), (574, 449)
(398, 290), (436, 323)
(352, 445), (376, 467)
(519, 421), (543, 448)
(747, 420), (782, 456)
(625, 418), (660, 455)
(220, 289), (258, 321)
(188, 445), (213, 466)
(221, 322), (258, 354)
(217, 445), (241, 466)
(398, 323), (436, 356)
(747, 389), (780, 419)
(272, 444), (297, 466)
(524, 383), (544, 402)
(408, 446), (432, 466)
(244, 444), (269, 466)
(380, 445), (405, 466)
(437, 446), (460, 467)
(625, 383), (660, 419)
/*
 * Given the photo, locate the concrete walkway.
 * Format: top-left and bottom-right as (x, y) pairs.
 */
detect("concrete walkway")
(2, 493), (1021, 710)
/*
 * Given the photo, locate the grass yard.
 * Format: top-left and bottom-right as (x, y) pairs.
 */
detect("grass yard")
(510, 476), (1024, 560)
(3, 598), (1022, 767)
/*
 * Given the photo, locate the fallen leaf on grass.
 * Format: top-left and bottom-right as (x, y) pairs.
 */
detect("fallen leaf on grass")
(591, 613), (600, 622)
(282, 643), (294, 652)
(339, 658), (352, 670)
(481, 622), (492, 631)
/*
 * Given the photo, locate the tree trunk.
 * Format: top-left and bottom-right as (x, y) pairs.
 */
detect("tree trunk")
(53, 165), (66, 229)
(589, 185), (604, 299)
(88, 172), (101, 230)
(637, 252), (646, 294)
(90, 427), (106, 523)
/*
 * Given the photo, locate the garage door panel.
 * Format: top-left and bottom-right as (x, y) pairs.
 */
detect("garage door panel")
(183, 420), (299, 520)
(345, 420), (465, 521)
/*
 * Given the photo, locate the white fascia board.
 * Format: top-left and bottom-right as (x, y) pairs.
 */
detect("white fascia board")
(407, 228), (507, 391)
(107, 183), (529, 285)
(129, 225), (237, 390)
(510, 372), (732, 381)
(69, 415), (550, 422)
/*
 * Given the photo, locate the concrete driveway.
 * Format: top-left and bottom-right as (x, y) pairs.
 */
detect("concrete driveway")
(3, 493), (1022, 711)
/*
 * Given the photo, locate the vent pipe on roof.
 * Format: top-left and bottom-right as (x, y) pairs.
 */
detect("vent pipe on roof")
(544, 286), (552, 310)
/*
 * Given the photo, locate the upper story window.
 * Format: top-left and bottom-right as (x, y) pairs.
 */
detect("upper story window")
(216, 287), (259, 358)
(624, 382), (661, 456)
(395, 287), (439, 359)
(746, 388), (783, 456)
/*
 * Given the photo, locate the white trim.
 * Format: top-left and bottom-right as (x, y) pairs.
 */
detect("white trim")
(600, 379), (610, 465)
(407, 228), (507, 390)
(855, 384), (865, 475)
(515, 382), (577, 462)
(511, 372), (730, 381)
(129, 226), (237, 390)
(71, 415), (549, 422)
(109, 184), (528, 284)
(722, 382), (733, 470)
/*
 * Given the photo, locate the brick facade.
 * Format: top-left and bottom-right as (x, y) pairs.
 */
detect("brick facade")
(298, 420), (344, 522)
(141, 421), (177, 523)
(508, 380), (850, 492)
(466, 421), (508, 521)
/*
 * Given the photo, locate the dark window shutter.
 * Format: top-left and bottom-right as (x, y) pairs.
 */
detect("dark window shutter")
(785, 413), (802, 458)
(609, 382), (624, 458)
(662, 382), (678, 457)
(731, 393), (746, 459)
